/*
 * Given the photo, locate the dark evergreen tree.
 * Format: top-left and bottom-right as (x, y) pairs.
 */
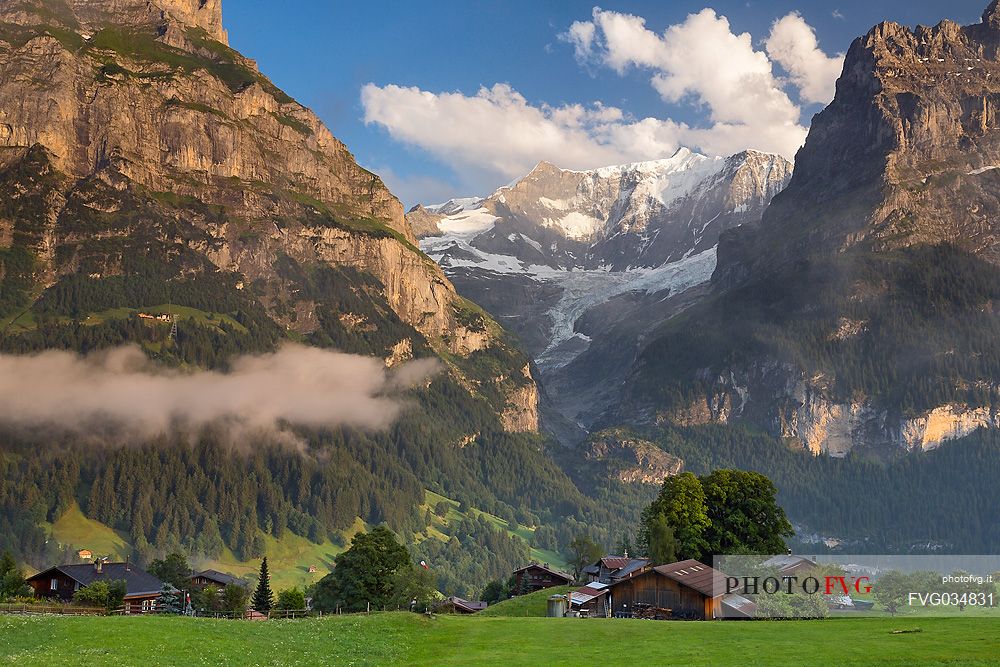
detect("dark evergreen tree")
(252, 557), (273, 612)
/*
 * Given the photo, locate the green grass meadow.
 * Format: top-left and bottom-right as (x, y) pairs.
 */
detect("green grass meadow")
(2, 613), (998, 666)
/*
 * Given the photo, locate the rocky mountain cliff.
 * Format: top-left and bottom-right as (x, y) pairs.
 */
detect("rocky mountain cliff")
(0, 0), (539, 430)
(718, 2), (1000, 287)
(414, 150), (790, 437)
(623, 2), (1000, 455)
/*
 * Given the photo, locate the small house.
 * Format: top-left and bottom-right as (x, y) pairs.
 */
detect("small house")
(77, 549), (93, 561)
(570, 581), (610, 617)
(27, 560), (164, 614)
(511, 563), (573, 593)
(190, 569), (240, 590)
(761, 554), (817, 577)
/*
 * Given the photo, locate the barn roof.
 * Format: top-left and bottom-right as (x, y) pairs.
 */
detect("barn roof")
(29, 562), (164, 598)
(570, 585), (609, 606)
(722, 593), (757, 618)
(447, 596), (487, 612)
(586, 555), (651, 579)
(650, 559), (727, 598)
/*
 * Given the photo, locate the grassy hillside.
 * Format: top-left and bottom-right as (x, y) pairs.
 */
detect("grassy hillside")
(40, 490), (562, 592)
(45, 503), (131, 561)
(420, 491), (567, 569)
(2, 613), (999, 666)
(478, 586), (573, 617)
(43, 503), (362, 590)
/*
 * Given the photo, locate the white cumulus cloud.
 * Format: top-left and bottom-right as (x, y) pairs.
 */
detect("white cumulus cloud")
(362, 7), (842, 199)
(766, 12), (845, 105)
(362, 82), (688, 191)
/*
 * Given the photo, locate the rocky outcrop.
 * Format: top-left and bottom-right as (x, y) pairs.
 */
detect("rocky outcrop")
(585, 429), (684, 484)
(499, 365), (540, 433)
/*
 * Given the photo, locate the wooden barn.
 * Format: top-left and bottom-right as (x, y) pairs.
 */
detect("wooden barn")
(511, 564), (574, 593)
(608, 559), (727, 620)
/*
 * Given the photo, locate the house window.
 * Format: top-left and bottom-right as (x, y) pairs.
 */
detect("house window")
(50, 578), (58, 590)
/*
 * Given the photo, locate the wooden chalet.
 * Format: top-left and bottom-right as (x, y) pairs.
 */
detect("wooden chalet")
(434, 596), (488, 614)
(608, 559), (729, 620)
(582, 555), (651, 585)
(190, 569), (240, 590)
(512, 563), (574, 593)
(27, 560), (164, 614)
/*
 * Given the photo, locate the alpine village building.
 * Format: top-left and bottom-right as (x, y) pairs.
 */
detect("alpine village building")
(511, 564), (574, 593)
(27, 560), (164, 614)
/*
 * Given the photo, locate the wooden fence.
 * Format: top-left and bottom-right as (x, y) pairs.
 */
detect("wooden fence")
(0, 603), (107, 616)
(1, 604), (336, 620)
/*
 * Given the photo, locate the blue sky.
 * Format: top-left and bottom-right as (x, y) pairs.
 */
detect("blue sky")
(223, 1), (988, 205)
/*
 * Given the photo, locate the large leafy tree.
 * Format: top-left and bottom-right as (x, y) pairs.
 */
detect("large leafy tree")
(222, 583), (249, 614)
(311, 525), (413, 612)
(640, 470), (791, 562)
(700, 469), (793, 556)
(276, 587), (306, 610)
(641, 472), (710, 561)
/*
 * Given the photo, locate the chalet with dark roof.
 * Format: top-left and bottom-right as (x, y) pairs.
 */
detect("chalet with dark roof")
(27, 560), (164, 614)
(512, 563), (574, 593)
(190, 569), (240, 589)
(582, 555), (651, 585)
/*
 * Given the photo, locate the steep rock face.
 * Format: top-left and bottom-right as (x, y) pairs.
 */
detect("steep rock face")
(622, 4), (1000, 455)
(0, 0), (538, 430)
(661, 364), (1000, 455)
